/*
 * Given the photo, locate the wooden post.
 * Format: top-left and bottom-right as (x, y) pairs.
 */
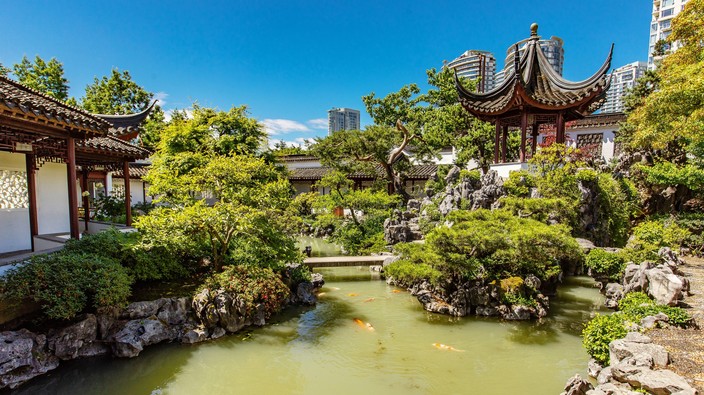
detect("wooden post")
(25, 154), (38, 250)
(82, 168), (90, 231)
(501, 125), (508, 163)
(556, 112), (565, 144)
(494, 122), (501, 164)
(66, 137), (80, 240)
(123, 161), (132, 226)
(519, 112), (528, 163)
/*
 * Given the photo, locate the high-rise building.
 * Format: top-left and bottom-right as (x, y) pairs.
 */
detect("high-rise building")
(502, 36), (565, 77)
(648, 0), (688, 69)
(327, 108), (360, 134)
(600, 61), (648, 114)
(444, 50), (497, 93)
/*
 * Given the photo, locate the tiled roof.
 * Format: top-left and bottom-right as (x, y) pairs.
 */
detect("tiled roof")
(288, 164), (437, 181)
(95, 101), (156, 137)
(456, 26), (612, 119)
(79, 136), (150, 159)
(0, 75), (110, 134)
(278, 155), (318, 162)
(113, 162), (150, 179)
(566, 113), (625, 129)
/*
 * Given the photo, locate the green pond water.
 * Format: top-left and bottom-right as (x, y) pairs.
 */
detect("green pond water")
(296, 236), (343, 257)
(8, 268), (607, 395)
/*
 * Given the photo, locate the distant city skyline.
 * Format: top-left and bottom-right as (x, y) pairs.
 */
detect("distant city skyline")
(0, 1), (652, 147)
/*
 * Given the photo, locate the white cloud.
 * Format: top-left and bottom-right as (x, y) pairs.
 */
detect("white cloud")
(163, 108), (193, 122)
(261, 119), (311, 135)
(267, 137), (312, 149)
(153, 91), (168, 107)
(307, 118), (328, 130)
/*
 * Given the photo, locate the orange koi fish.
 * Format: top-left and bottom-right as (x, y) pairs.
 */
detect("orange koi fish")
(432, 343), (464, 352)
(317, 292), (326, 297)
(363, 297), (375, 303)
(391, 290), (403, 294)
(348, 293), (359, 297)
(353, 318), (375, 331)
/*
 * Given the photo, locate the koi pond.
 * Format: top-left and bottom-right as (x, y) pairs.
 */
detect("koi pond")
(8, 267), (607, 395)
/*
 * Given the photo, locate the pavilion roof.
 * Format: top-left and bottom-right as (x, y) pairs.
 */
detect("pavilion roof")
(0, 75), (110, 136)
(456, 24), (613, 121)
(94, 101), (156, 139)
(112, 162), (150, 179)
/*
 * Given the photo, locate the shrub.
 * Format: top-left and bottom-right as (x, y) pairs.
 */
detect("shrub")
(199, 265), (290, 319)
(618, 292), (692, 326)
(384, 260), (442, 286)
(585, 249), (626, 282)
(503, 170), (536, 198)
(459, 169), (481, 183)
(582, 313), (627, 365)
(498, 196), (575, 226)
(0, 252), (132, 320)
(624, 220), (691, 262)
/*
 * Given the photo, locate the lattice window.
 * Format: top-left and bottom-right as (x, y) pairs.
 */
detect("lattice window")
(576, 133), (603, 158)
(0, 169), (29, 209)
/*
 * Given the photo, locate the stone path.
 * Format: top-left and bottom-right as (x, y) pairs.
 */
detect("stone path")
(648, 256), (704, 391)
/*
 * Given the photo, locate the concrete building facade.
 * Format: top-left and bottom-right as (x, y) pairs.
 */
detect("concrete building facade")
(327, 108), (360, 134)
(601, 61), (648, 114)
(444, 50), (497, 93)
(648, 0), (689, 69)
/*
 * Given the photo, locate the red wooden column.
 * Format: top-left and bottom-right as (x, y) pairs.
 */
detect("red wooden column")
(123, 161), (132, 226)
(519, 112), (528, 163)
(66, 137), (80, 239)
(556, 112), (565, 144)
(81, 168), (90, 231)
(493, 122), (501, 164)
(25, 154), (38, 250)
(501, 125), (509, 163)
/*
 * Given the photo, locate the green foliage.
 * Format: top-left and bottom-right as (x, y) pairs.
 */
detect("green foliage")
(503, 170), (536, 197)
(390, 210), (581, 285)
(199, 265), (290, 320)
(11, 55), (70, 101)
(585, 249), (626, 282)
(81, 69), (152, 114)
(458, 169), (481, 183)
(93, 191), (126, 222)
(0, 252), (132, 320)
(582, 313), (628, 365)
(63, 228), (184, 281)
(499, 196), (575, 226)
(618, 292), (692, 326)
(624, 219), (691, 262)
(384, 260), (443, 287)
(635, 161), (704, 193)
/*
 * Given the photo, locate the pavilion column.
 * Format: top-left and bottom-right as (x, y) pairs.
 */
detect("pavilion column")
(82, 168), (90, 231)
(25, 154), (38, 250)
(493, 122), (501, 164)
(519, 112), (528, 163)
(66, 137), (80, 239)
(501, 125), (508, 163)
(123, 161), (132, 227)
(531, 122), (539, 156)
(556, 112), (565, 144)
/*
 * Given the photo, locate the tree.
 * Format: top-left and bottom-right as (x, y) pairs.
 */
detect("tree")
(12, 55), (71, 102)
(138, 105), (297, 271)
(0, 63), (9, 76)
(621, 0), (704, 208)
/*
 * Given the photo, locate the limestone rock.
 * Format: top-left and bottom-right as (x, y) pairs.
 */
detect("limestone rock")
(0, 329), (59, 389)
(645, 267), (684, 306)
(609, 333), (669, 368)
(604, 283), (625, 309)
(640, 313), (670, 330)
(588, 358), (603, 379)
(110, 316), (174, 358)
(560, 374), (594, 395)
(611, 364), (697, 395)
(181, 327), (209, 344)
(47, 314), (108, 360)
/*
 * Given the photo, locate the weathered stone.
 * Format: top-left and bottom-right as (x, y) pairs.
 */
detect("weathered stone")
(295, 282), (317, 306)
(210, 327), (226, 339)
(382, 255), (400, 267)
(588, 382), (643, 395)
(645, 267), (684, 306)
(560, 374), (594, 395)
(575, 238), (597, 253)
(658, 247), (684, 273)
(47, 314), (108, 360)
(609, 334), (669, 368)
(604, 283), (625, 309)
(524, 274), (541, 290)
(407, 199), (421, 211)
(0, 329), (59, 389)
(640, 313), (670, 330)
(181, 327), (209, 344)
(588, 358), (603, 379)
(597, 366), (613, 385)
(121, 299), (168, 320)
(110, 316), (174, 358)
(611, 364), (697, 395)
(444, 165), (461, 185)
(498, 304), (534, 320)
(623, 261), (654, 294)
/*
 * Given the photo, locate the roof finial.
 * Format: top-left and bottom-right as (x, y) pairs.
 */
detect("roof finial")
(530, 23), (538, 36)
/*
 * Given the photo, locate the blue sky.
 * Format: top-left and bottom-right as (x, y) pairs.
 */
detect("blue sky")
(1, 1), (651, 147)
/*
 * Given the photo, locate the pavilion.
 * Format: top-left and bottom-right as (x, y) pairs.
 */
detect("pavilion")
(456, 23), (613, 165)
(0, 75), (151, 255)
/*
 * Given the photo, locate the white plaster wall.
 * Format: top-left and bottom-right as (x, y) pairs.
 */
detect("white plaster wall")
(0, 151), (31, 253)
(490, 162), (529, 179)
(111, 178), (149, 204)
(36, 162), (70, 235)
(565, 127), (618, 163)
(285, 159), (321, 169)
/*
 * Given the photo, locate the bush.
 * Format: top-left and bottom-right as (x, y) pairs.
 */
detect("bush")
(498, 196), (575, 226)
(624, 220), (691, 262)
(199, 265), (290, 319)
(618, 292), (692, 326)
(585, 249), (626, 282)
(503, 170), (536, 197)
(0, 252), (132, 320)
(64, 228), (185, 281)
(459, 169), (481, 183)
(582, 313), (628, 365)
